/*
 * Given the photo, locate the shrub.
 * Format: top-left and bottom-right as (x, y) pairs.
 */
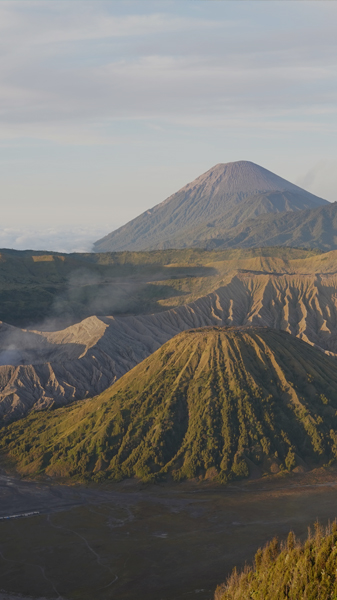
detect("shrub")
(215, 522), (337, 600)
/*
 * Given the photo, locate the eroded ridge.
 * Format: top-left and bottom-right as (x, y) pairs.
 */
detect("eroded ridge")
(1, 266), (337, 421)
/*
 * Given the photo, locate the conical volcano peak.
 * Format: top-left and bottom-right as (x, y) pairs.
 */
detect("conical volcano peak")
(3, 325), (337, 483)
(94, 160), (328, 252)
(179, 160), (308, 199)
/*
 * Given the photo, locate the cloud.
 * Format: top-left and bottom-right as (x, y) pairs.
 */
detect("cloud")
(0, 2), (213, 46)
(0, 1), (336, 143)
(0, 1), (337, 230)
(0, 226), (114, 253)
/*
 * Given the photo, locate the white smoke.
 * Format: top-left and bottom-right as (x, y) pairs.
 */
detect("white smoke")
(296, 161), (337, 203)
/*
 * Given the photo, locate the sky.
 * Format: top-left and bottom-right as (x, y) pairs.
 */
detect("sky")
(0, 0), (336, 252)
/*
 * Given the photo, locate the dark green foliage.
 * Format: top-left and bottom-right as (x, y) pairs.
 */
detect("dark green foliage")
(215, 522), (337, 599)
(1, 326), (337, 483)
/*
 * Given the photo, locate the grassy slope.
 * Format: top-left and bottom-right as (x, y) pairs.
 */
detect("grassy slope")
(215, 523), (337, 600)
(2, 326), (337, 483)
(0, 247), (324, 326)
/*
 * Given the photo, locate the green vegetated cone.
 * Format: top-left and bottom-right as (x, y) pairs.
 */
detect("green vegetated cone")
(1, 325), (337, 483)
(215, 522), (337, 600)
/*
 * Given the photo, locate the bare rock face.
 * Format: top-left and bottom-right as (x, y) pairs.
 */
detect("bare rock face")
(94, 161), (328, 252)
(0, 316), (107, 365)
(1, 264), (337, 422)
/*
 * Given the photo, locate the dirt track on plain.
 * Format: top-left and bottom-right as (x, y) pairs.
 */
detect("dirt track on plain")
(1, 472), (337, 599)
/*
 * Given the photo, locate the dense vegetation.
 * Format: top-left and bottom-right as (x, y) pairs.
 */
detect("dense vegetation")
(0, 246), (320, 326)
(215, 522), (337, 599)
(1, 326), (337, 483)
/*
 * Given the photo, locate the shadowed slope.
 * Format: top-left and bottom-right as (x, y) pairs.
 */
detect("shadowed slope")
(94, 162), (327, 252)
(0, 247), (218, 327)
(205, 201), (337, 251)
(2, 326), (337, 483)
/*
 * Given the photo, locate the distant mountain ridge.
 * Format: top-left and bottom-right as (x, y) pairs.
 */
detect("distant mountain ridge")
(204, 200), (337, 251)
(94, 161), (328, 252)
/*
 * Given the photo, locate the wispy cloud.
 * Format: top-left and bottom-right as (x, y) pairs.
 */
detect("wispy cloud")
(0, 1), (336, 141)
(0, 1), (336, 236)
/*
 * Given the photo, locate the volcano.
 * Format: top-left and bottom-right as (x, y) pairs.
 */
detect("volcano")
(93, 161), (328, 252)
(2, 325), (337, 483)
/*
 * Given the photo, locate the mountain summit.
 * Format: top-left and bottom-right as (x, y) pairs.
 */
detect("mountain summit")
(94, 161), (328, 252)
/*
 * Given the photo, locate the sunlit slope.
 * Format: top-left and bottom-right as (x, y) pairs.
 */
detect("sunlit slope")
(1, 248), (337, 423)
(2, 326), (337, 483)
(94, 161), (327, 252)
(215, 524), (337, 600)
